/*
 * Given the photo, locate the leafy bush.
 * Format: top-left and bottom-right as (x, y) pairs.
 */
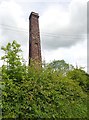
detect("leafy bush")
(67, 68), (89, 92)
(0, 41), (88, 119)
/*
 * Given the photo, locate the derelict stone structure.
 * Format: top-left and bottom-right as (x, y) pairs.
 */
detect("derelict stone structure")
(29, 12), (42, 65)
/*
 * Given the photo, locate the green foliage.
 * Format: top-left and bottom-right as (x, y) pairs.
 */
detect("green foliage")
(67, 68), (89, 92)
(0, 41), (88, 119)
(1, 40), (26, 82)
(48, 60), (74, 74)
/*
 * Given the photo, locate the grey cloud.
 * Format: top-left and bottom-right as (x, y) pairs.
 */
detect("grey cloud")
(0, 0), (28, 46)
(0, 1), (29, 65)
(0, 0), (87, 54)
(40, 0), (87, 50)
(87, 1), (89, 33)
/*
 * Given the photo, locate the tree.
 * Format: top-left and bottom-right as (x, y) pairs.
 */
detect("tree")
(48, 60), (74, 74)
(1, 40), (26, 82)
(0, 41), (88, 119)
(1, 40), (26, 118)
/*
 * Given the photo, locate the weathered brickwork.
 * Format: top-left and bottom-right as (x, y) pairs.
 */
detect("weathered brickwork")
(29, 12), (41, 64)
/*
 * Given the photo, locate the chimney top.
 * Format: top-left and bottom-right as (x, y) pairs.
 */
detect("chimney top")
(29, 12), (39, 19)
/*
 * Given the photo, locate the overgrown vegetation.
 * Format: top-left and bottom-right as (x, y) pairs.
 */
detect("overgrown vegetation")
(0, 40), (88, 119)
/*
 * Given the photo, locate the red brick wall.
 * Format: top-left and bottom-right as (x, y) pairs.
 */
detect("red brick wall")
(29, 12), (41, 64)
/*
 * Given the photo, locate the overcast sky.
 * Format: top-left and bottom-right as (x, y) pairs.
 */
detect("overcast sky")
(0, 0), (88, 71)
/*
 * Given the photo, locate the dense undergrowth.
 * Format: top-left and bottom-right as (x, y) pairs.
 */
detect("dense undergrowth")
(0, 40), (88, 119)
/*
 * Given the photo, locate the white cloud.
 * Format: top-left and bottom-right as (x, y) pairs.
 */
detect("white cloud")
(0, 0), (87, 71)
(40, 0), (87, 50)
(42, 39), (87, 71)
(0, 0), (29, 65)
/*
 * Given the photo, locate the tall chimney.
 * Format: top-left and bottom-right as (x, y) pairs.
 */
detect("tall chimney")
(29, 12), (42, 65)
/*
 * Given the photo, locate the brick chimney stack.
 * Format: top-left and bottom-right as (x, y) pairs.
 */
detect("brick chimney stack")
(29, 12), (42, 65)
